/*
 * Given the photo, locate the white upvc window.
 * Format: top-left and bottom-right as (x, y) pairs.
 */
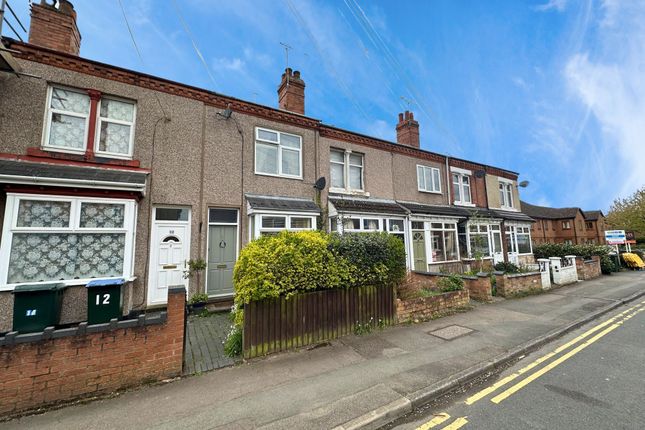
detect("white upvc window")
(254, 127), (303, 179)
(95, 96), (137, 158)
(0, 194), (137, 290)
(43, 86), (91, 154)
(499, 180), (514, 209)
(417, 165), (441, 193)
(330, 149), (364, 192)
(252, 213), (316, 239)
(43, 86), (137, 159)
(452, 172), (472, 206)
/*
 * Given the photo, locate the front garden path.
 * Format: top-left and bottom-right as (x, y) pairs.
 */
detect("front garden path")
(4, 271), (645, 430)
(184, 312), (237, 374)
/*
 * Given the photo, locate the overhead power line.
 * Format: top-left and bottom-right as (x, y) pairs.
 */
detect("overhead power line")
(170, 0), (219, 91)
(117, 0), (169, 119)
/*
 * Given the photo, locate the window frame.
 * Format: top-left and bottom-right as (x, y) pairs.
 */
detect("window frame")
(42, 85), (91, 155)
(254, 127), (303, 179)
(329, 148), (365, 193)
(452, 172), (473, 206)
(417, 164), (442, 194)
(94, 95), (137, 159)
(498, 179), (515, 209)
(0, 193), (137, 290)
(251, 212), (317, 239)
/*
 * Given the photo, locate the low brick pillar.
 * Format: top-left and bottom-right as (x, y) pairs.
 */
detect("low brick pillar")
(0, 286), (186, 417)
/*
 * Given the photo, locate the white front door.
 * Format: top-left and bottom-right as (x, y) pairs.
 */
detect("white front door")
(147, 207), (191, 306)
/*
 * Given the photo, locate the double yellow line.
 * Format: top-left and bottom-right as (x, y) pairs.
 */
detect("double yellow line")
(469, 301), (645, 405)
(415, 300), (645, 430)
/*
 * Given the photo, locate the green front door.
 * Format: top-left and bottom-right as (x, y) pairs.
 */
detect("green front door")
(207, 225), (237, 296)
(413, 231), (427, 272)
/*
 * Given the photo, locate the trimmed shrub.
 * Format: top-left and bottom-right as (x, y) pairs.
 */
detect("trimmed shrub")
(494, 261), (521, 274)
(328, 232), (407, 288)
(436, 275), (464, 292)
(233, 230), (351, 305)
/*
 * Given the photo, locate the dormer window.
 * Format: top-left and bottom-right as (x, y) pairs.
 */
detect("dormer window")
(43, 86), (136, 159)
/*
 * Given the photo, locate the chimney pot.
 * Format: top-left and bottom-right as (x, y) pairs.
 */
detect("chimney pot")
(29, 0), (81, 55)
(278, 67), (305, 114)
(396, 110), (420, 148)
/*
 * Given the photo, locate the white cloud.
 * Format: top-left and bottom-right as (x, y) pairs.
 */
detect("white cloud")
(564, 2), (645, 201)
(535, 0), (568, 12)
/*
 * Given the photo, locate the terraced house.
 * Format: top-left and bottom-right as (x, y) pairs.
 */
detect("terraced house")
(0, 0), (534, 330)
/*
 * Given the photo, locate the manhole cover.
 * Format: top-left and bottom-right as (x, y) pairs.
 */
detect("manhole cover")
(429, 325), (473, 340)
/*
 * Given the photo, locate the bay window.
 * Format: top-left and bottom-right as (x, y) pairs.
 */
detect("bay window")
(43, 86), (136, 159)
(330, 149), (364, 192)
(417, 165), (441, 193)
(0, 194), (136, 288)
(452, 173), (472, 205)
(252, 213), (316, 238)
(255, 127), (302, 178)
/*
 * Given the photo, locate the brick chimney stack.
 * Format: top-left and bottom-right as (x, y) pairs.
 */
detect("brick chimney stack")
(28, 0), (81, 55)
(396, 111), (420, 148)
(278, 68), (305, 115)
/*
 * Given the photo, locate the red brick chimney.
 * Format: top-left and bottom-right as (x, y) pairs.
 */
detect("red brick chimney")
(28, 0), (81, 55)
(396, 111), (420, 148)
(278, 68), (305, 115)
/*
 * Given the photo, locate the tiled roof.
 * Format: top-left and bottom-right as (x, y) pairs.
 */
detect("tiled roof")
(0, 159), (147, 186)
(328, 196), (408, 215)
(492, 209), (535, 223)
(582, 210), (603, 221)
(245, 194), (321, 213)
(520, 201), (581, 219)
(396, 202), (469, 218)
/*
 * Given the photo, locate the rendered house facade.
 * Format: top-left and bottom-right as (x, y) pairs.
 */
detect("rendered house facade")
(0, 1), (533, 332)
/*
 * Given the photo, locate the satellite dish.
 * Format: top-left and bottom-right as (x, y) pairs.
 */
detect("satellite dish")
(313, 177), (327, 191)
(474, 170), (486, 178)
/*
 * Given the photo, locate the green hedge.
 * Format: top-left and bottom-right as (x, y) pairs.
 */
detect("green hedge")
(533, 243), (617, 274)
(233, 231), (406, 305)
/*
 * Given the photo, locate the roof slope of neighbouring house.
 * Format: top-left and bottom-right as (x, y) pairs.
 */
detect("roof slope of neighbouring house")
(520, 201), (582, 219)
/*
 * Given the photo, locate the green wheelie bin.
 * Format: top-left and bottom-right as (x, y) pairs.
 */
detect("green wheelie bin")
(12, 283), (66, 333)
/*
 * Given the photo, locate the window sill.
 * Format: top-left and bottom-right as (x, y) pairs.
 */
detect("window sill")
(418, 189), (442, 195)
(26, 147), (141, 168)
(254, 171), (303, 181)
(0, 276), (136, 292)
(329, 188), (370, 197)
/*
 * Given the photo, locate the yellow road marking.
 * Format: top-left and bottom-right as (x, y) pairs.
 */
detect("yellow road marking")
(443, 417), (469, 429)
(464, 302), (642, 405)
(491, 307), (645, 404)
(416, 413), (450, 430)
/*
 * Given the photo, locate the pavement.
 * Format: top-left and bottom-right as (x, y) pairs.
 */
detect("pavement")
(2, 271), (644, 430)
(389, 296), (645, 429)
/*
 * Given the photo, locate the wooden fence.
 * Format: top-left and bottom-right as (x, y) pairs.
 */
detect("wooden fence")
(243, 285), (396, 358)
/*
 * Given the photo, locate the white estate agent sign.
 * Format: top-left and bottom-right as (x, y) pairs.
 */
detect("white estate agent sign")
(605, 230), (626, 245)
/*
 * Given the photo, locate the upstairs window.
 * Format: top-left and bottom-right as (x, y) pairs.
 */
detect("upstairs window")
(330, 149), (363, 192)
(417, 165), (441, 193)
(43, 86), (136, 159)
(255, 127), (302, 178)
(499, 181), (514, 208)
(452, 173), (472, 205)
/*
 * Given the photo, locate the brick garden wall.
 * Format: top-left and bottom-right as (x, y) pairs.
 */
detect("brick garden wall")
(575, 256), (601, 281)
(495, 272), (543, 297)
(397, 290), (470, 321)
(0, 287), (186, 417)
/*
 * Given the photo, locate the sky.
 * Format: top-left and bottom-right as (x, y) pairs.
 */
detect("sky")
(4, 0), (645, 212)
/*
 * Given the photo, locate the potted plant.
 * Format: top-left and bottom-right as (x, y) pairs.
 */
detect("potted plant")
(188, 292), (210, 313)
